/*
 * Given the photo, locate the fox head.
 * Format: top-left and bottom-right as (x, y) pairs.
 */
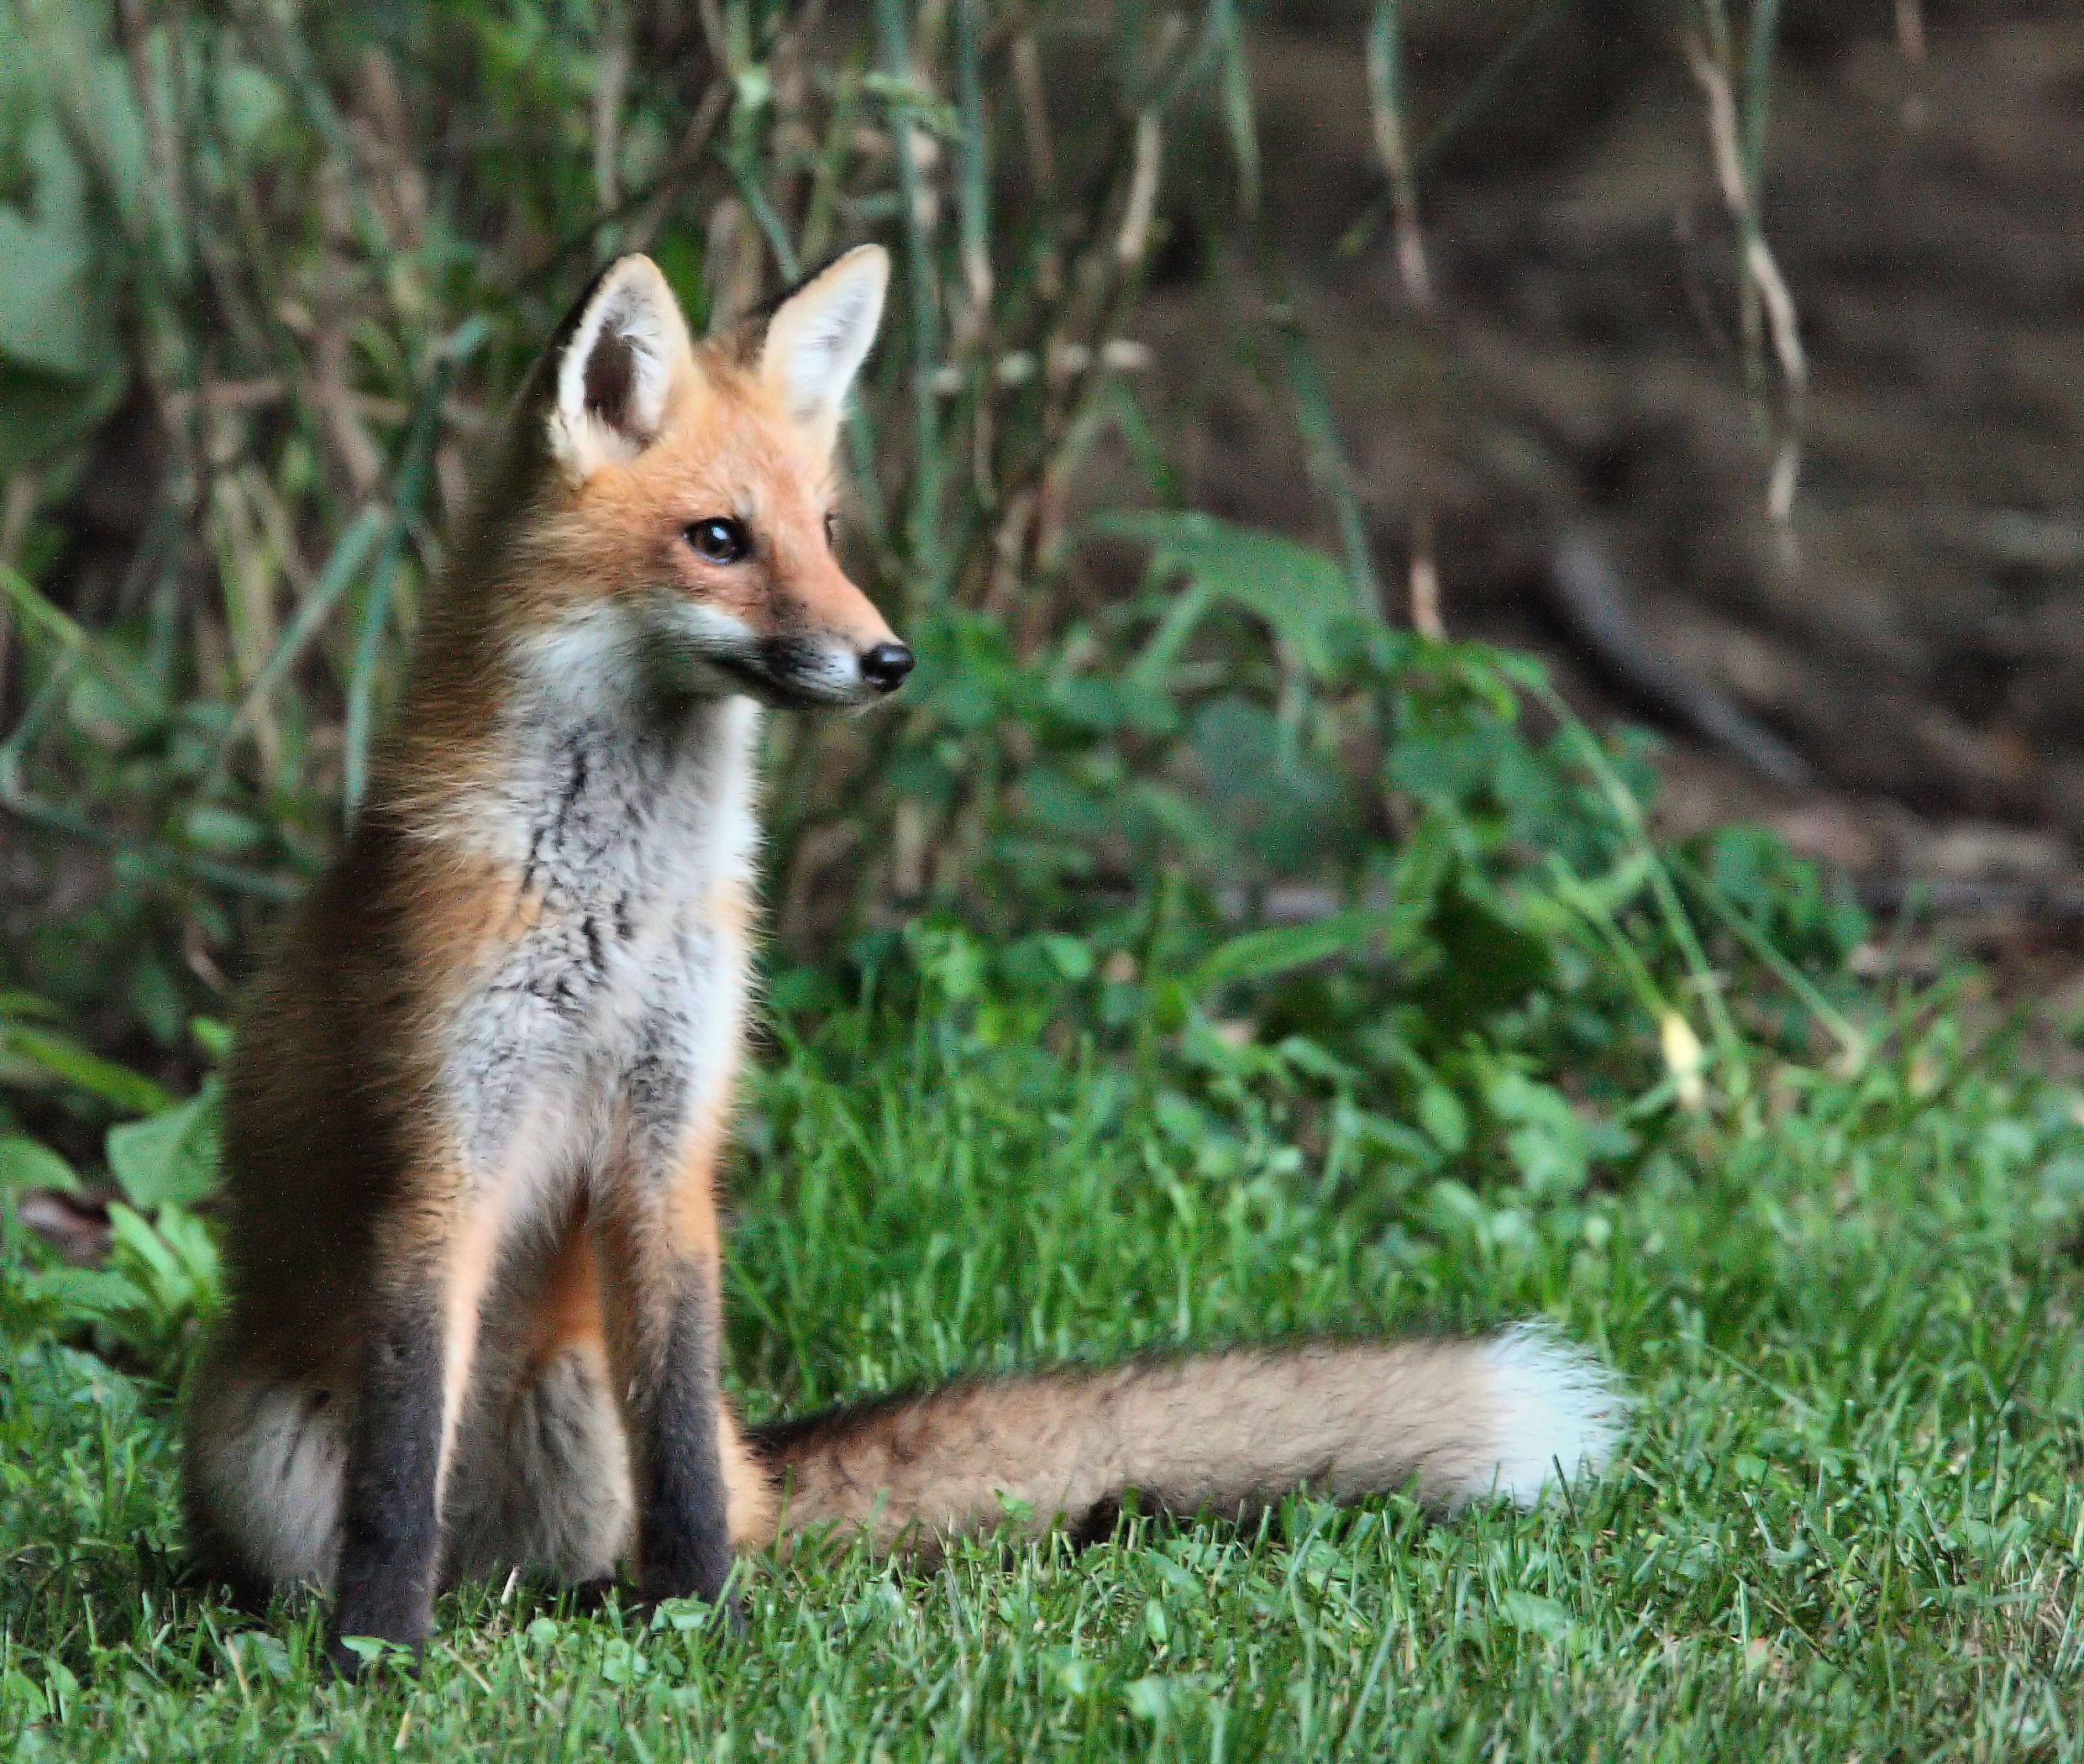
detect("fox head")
(496, 246), (909, 711)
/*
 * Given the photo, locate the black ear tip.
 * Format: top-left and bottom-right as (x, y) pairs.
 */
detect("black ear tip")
(549, 259), (624, 355)
(860, 643), (915, 692)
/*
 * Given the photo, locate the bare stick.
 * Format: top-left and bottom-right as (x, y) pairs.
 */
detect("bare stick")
(1011, 31), (1056, 192)
(1364, 0), (1444, 638)
(593, 3), (631, 209)
(1683, 22), (1808, 546)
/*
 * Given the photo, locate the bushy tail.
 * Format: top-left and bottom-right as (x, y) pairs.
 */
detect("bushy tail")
(751, 1327), (1623, 1556)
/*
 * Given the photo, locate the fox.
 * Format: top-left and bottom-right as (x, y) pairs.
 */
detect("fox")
(180, 244), (1625, 1673)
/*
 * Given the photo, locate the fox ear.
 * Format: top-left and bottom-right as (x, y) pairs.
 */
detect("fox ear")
(758, 245), (889, 449)
(547, 255), (696, 479)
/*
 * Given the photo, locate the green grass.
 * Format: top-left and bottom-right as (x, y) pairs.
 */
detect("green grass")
(5, 989), (2084, 1760)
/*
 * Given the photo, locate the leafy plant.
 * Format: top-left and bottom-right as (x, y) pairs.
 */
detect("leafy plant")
(2, 995), (222, 1378)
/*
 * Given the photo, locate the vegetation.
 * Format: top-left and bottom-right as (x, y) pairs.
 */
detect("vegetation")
(8, 958), (2084, 1756)
(3, 0), (2079, 1756)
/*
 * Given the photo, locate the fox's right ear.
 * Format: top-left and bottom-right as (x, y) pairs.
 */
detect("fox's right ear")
(544, 255), (696, 480)
(758, 244), (889, 454)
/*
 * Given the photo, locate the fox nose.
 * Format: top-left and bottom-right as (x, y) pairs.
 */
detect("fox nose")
(859, 642), (915, 693)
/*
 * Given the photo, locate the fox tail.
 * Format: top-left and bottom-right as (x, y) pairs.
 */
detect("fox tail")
(750, 1326), (1623, 1556)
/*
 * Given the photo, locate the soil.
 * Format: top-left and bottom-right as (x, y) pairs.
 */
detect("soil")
(1130, 1), (2084, 966)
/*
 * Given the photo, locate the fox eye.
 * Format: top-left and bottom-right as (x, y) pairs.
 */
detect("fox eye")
(685, 517), (750, 564)
(823, 510), (838, 549)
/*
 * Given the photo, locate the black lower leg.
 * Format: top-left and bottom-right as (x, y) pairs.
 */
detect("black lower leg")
(631, 1261), (735, 1612)
(328, 1282), (447, 1674)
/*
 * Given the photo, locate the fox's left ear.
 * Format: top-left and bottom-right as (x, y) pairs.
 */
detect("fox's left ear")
(546, 255), (696, 480)
(759, 245), (889, 451)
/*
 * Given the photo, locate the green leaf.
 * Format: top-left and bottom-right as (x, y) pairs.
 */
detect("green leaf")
(1097, 511), (1360, 684)
(1483, 1068), (1592, 1195)
(104, 1084), (221, 1211)
(0, 1134), (78, 1198)
(0, 116), (126, 469)
(1205, 0), (1261, 212)
(182, 805), (268, 855)
(29, 1265), (143, 1327)
(1124, 1676), (1174, 1722)
(1497, 1591), (1577, 1643)
(1415, 1084), (1469, 1155)
(2, 1024), (174, 1115)
(0, 358), (124, 474)
(1415, 878), (1555, 1035)
(1037, 935), (1095, 982)
(1190, 908), (1406, 994)
(1187, 698), (1346, 870)
(0, 119), (100, 376)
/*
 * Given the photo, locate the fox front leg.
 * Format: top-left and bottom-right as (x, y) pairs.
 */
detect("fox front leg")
(591, 1164), (738, 1620)
(327, 1197), (501, 1676)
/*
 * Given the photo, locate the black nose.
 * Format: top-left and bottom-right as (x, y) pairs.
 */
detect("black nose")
(860, 642), (915, 692)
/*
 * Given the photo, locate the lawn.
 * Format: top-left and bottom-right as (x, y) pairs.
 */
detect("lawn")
(6, 969), (2081, 1761)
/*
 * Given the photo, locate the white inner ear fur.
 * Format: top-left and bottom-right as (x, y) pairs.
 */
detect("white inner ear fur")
(549, 257), (694, 479)
(759, 245), (890, 440)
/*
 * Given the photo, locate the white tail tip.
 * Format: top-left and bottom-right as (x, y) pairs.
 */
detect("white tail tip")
(1479, 1324), (1628, 1506)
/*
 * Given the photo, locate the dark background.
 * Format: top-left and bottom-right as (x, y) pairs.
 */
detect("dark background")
(3, 0), (2079, 1047)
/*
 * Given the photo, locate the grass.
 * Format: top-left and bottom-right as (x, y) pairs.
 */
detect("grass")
(6, 979), (2083, 1760)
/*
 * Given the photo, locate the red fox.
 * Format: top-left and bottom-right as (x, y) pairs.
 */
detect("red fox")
(180, 246), (1623, 1672)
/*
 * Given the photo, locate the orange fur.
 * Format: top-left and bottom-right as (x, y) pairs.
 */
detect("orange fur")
(436, 1199), (508, 1488)
(525, 1216), (606, 1366)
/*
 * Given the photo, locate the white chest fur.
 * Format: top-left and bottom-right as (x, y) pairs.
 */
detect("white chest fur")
(440, 660), (764, 1213)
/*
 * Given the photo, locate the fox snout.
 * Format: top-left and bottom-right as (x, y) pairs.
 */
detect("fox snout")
(764, 634), (912, 705)
(653, 543), (911, 708)
(693, 620), (913, 709)
(810, 634), (914, 699)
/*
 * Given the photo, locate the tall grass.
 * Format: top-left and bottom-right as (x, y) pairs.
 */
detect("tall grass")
(1, 2), (1268, 995)
(0, 0), (1810, 1053)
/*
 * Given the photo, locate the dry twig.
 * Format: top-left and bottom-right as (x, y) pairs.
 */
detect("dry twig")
(1363, 0), (1444, 638)
(1682, 18), (1808, 544)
